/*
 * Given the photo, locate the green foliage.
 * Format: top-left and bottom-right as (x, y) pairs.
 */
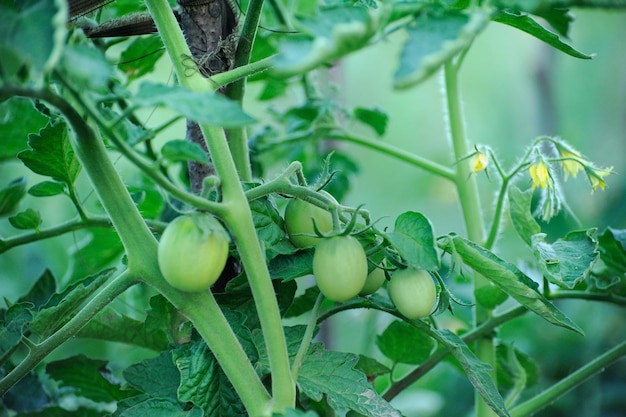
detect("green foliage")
(1, 1), (625, 417)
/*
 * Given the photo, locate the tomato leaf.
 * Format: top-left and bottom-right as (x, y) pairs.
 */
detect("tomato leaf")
(46, 354), (135, 403)
(508, 185), (540, 246)
(18, 119), (81, 186)
(29, 269), (114, 339)
(496, 343), (539, 390)
(76, 307), (169, 351)
(0, 302), (33, 357)
(0, 99), (48, 162)
(394, 9), (489, 89)
(298, 345), (402, 417)
(174, 341), (247, 417)
(474, 283), (509, 309)
(434, 329), (511, 417)
(385, 211), (439, 270)
(354, 107), (388, 136)
(532, 229), (599, 289)
(376, 320), (435, 365)
(133, 82), (255, 128)
(118, 35), (165, 82)
(443, 235), (583, 334)
(160, 139), (209, 163)
(123, 350), (181, 399)
(8, 208), (42, 230)
(0, 177), (27, 217)
(598, 227), (626, 279)
(66, 228), (124, 286)
(355, 355), (391, 380)
(492, 10), (592, 59)
(269, 250), (314, 282)
(28, 180), (66, 197)
(284, 285), (320, 318)
(114, 396), (203, 417)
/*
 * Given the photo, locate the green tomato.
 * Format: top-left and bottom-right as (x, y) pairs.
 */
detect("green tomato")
(284, 197), (333, 248)
(313, 235), (368, 302)
(388, 268), (437, 319)
(158, 212), (230, 292)
(359, 266), (386, 296)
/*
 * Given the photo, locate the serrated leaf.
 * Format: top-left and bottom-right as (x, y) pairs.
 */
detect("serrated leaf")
(18, 119), (80, 185)
(46, 354), (134, 403)
(354, 107), (388, 136)
(9, 208), (42, 230)
(133, 82), (255, 127)
(0, 301), (33, 356)
(385, 211), (439, 270)
(508, 185), (540, 246)
(0, 0), (67, 82)
(355, 355), (391, 381)
(249, 191), (289, 261)
(119, 35), (165, 81)
(0, 177), (27, 216)
(532, 229), (599, 289)
(144, 294), (192, 346)
(376, 320), (435, 365)
(598, 227), (626, 278)
(272, 5), (377, 77)
(77, 306), (168, 351)
(161, 139), (208, 163)
(123, 350), (181, 399)
(253, 325), (310, 376)
(394, 9), (489, 89)
(1, 371), (50, 413)
(443, 235), (583, 334)
(173, 341), (247, 417)
(10, 406), (102, 417)
(492, 10), (592, 59)
(0, 98), (48, 161)
(17, 268), (56, 309)
(29, 269), (114, 339)
(435, 329), (510, 417)
(284, 285), (320, 318)
(273, 409), (320, 417)
(28, 180), (66, 197)
(298, 346), (402, 417)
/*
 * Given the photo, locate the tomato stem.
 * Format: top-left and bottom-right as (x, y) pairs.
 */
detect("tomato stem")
(291, 292), (325, 380)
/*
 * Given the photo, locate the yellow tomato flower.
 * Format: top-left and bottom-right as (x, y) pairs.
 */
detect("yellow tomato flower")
(588, 167), (613, 191)
(529, 161), (550, 190)
(470, 151), (488, 174)
(561, 150), (584, 180)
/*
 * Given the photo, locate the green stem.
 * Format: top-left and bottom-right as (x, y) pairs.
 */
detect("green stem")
(443, 59), (495, 417)
(548, 290), (626, 307)
(0, 271), (138, 396)
(510, 340), (626, 417)
(326, 133), (456, 182)
(291, 293), (324, 381)
(0, 216), (165, 255)
(484, 176), (509, 249)
(224, 0), (266, 180)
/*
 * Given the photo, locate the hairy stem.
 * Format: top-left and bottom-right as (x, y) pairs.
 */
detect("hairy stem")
(443, 59), (495, 417)
(0, 271), (138, 396)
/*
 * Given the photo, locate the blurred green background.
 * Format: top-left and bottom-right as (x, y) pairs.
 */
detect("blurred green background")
(1, 6), (625, 417)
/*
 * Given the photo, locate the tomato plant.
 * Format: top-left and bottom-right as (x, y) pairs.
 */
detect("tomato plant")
(312, 235), (368, 302)
(1, 1), (626, 417)
(157, 212), (230, 292)
(388, 267), (437, 319)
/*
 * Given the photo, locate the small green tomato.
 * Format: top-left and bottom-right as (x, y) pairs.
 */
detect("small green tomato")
(359, 266), (386, 296)
(158, 212), (230, 292)
(284, 197), (333, 248)
(313, 235), (368, 302)
(388, 267), (437, 319)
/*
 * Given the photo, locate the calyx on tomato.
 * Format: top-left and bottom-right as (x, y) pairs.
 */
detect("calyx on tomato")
(158, 212), (230, 292)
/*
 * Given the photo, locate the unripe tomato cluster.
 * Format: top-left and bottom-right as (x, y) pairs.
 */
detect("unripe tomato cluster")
(285, 198), (438, 318)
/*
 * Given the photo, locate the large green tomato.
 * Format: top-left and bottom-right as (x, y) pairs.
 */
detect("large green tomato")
(158, 212), (230, 292)
(313, 235), (368, 302)
(388, 268), (437, 319)
(284, 197), (333, 248)
(359, 266), (386, 296)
